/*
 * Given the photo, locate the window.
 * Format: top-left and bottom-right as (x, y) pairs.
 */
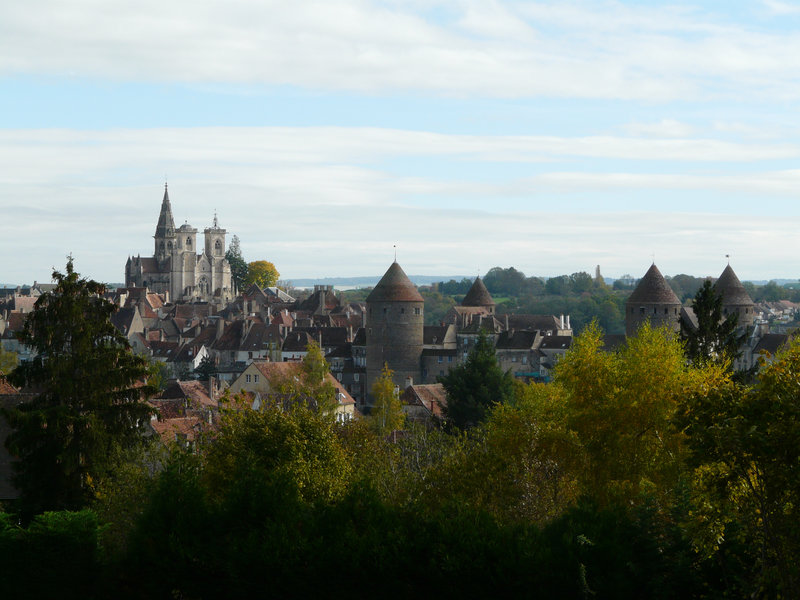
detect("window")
(186, 237), (192, 248)
(448, 356), (453, 363)
(438, 355), (443, 363)
(400, 308), (405, 314)
(640, 307), (645, 315)
(248, 351), (253, 359)
(439, 370), (444, 376)
(254, 374), (259, 383)
(383, 307), (388, 314)
(512, 356), (517, 362)
(354, 373), (359, 382)
(245, 374), (251, 383)
(414, 307), (421, 315)
(522, 356), (527, 364)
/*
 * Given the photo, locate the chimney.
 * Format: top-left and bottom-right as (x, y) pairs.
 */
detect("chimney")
(560, 314), (564, 329)
(216, 318), (224, 341)
(404, 376), (413, 389)
(208, 376), (215, 403)
(566, 315), (571, 330)
(505, 314), (509, 330)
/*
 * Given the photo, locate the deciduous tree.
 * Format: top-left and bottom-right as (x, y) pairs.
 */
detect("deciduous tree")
(370, 363), (405, 435)
(244, 260), (280, 289)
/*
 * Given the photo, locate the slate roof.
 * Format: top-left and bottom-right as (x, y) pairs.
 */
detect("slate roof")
(461, 277), (495, 307)
(505, 314), (563, 333)
(496, 329), (539, 350)
(424, 325), (451, 345)
(754, 333), (790, 356)
(366, 262), (424, 303)
(628, 264), (681, 305)
(714, 265), (753, 306)
(155, 184), (176, 238)
(539, 336), (573, 351)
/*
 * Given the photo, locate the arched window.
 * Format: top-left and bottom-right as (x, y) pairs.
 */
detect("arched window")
(186, 237), (192, 248)
(215, 239), (222, 253)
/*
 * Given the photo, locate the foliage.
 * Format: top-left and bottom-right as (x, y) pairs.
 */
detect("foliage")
(439, 331), (515, 429)
(370, 363), (405, 435)
(420, 289), (456, 325)
(3, 259), (154, 519)
(553, 321), (714, 506)
(677, 339), (800, 597)
(0, 509), (102, 598)
(224, 234), (248, 292)
(680, 279), (744, 367)
(0, 345), (17, 375)
(244, 259), (279, 289)
(202, 403), (351, 505)
(194, 354), (217, 381)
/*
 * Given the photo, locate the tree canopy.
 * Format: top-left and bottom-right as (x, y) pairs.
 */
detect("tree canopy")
(224, 234), (248, 292)
(680, 279), (743, 367)
(3, 258), (155, 518)
(244, 260), (280, 289)
(439, 331), (515, 429)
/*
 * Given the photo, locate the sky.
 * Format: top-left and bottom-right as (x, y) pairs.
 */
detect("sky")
(3, 0), (800, 285)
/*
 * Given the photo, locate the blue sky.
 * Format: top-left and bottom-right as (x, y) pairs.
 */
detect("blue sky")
(3, 0), (800, 284)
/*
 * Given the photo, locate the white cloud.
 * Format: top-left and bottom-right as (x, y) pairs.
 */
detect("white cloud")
(624, 119), (694, 138)
(3, 1), (800, 100)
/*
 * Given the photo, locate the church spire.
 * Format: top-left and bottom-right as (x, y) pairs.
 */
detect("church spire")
(155, 183), (176, 239)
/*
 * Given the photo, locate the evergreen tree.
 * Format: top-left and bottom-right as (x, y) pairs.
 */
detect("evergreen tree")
(3, 258), (155, 518)
(440, 331), (514, 429)
(225, 234), (248, 292)
(680, 280), (743, 366)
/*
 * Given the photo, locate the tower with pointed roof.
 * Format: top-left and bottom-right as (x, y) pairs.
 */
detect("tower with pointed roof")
(365, 262), (424, 403)
(625, 264), (682, 336)
(125, 185), (233, 304)
(461, 276), (496, 314)
(714, 264), (755, 329)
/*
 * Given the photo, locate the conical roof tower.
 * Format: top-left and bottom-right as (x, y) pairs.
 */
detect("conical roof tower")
(462, 277), (495, 312)
(714, 264), (754, 328)
(365, 262), (424, 406)
(366, 262), (424, 303)
(626, 264), (681, 336)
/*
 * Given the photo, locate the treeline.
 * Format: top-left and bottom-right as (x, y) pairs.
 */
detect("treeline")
(5, 322), (800, 597)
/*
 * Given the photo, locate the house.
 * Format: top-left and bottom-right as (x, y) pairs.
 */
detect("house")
(401, 383), (447, 425)
(229, 360), (356, 423)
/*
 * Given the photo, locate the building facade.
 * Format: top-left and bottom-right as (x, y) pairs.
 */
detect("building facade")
(125, 185), (234, 304)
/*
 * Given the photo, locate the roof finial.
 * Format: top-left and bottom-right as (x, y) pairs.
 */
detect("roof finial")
(213, 210), (218, 229)
(651, 252), (656, 265)
(726, 253), (730, 265)
(394, 245), (397, 262)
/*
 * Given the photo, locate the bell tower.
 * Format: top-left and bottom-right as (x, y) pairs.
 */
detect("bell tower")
(154, 183), (176, 266)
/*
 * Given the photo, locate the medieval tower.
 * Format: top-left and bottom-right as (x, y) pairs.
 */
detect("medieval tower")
(365, 262), (425, 402)
(714, 264), (755, 329)
(625, 263), (682, 336)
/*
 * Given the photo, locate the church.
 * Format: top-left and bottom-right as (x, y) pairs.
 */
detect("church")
(125, 185), (235, 304)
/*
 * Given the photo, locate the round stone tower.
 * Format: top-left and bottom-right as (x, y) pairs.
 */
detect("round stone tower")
(365, 262), (424, 403)
(461, 276), (496, 314)
(625, 264), (682, 336)
(714, 264), (755, 329)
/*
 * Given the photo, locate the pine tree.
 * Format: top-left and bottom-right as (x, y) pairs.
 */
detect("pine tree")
(440, 331), (514, 429)
(3, 258), (155, 518)
(681, 280), (744, 367)
(225, 234), (248, 292)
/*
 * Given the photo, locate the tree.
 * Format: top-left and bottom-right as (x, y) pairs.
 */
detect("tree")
(370, 364), (405, 435)
(677, 340), (800, 597)
(225, 234), (248, 292)
(194, 355), (217, 382)
(440, 331), (515, 429)
(680, 280), (743, 367)
(3, 258), (154, 518)
(244, 260), (280, 289)
(0, 345), (18, 375)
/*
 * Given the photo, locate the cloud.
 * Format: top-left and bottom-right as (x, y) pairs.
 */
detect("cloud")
(1, 124), (800, 283)
(3, 1), (800, 101)
(623, 119), (694, 138)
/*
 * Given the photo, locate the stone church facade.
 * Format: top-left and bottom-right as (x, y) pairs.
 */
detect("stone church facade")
(125, 185), (234, 304)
